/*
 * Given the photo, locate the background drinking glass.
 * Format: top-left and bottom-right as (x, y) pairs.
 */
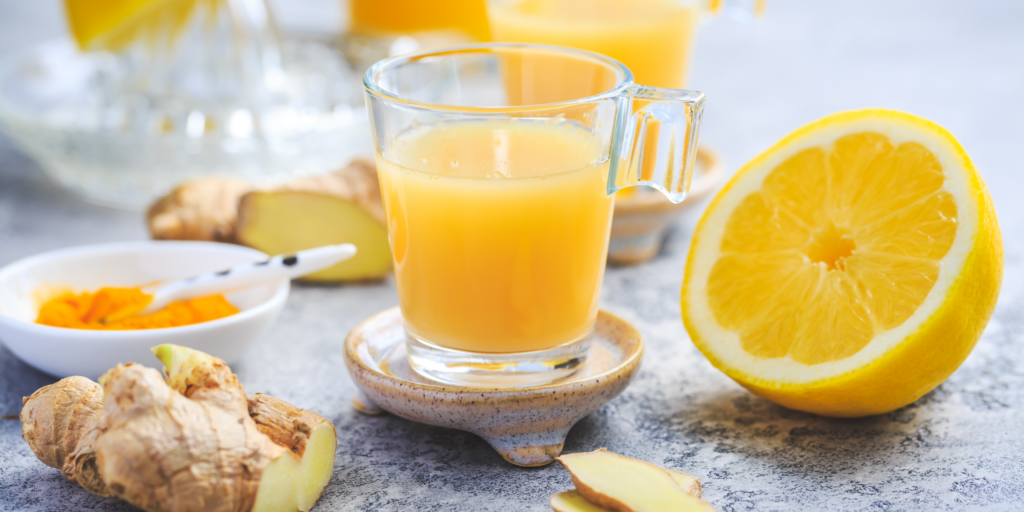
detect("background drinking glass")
(487, 0), (764, 265)
(488, 0), (765, 89)
(350, 0), (491, 41)
(363, 44), (705, 386)
(345, 0), (491, 71)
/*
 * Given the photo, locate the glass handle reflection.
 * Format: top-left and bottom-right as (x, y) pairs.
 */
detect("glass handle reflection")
(609, 86), (705, 204)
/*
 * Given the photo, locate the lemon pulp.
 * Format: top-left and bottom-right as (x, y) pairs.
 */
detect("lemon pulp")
(709, 133), (957, 365)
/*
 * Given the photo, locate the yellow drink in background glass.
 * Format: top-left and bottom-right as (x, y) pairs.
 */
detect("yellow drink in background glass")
(350, 0), (491, 41)
(488, 0), (701, 89)
(376, 119), (613, 353)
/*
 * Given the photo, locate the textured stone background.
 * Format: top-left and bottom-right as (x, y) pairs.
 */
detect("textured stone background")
(1, 1), (1022, 511)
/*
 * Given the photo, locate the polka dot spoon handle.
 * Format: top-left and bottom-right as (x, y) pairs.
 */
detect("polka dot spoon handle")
(139, 244), (357, 315)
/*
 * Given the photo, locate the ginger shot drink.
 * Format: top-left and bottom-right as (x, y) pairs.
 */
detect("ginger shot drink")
(376, 119), (613, 355)
(364, 44), (705, 386)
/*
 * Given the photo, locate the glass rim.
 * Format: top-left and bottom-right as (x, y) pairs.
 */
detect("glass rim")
(362, 42), (635, 113)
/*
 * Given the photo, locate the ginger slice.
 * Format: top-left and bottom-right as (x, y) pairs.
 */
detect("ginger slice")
(552, 491), (610, 512)
(235, 159), (392, 282)
(556, 449), (715, 512)
(551, 465), (704, 512)
(247, 393), (338, 510)
(665, 469), (703, 499)
(253, 420), (338, 512)
(552, 470), (702, 512)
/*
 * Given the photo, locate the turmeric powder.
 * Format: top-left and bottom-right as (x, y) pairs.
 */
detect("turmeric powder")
(35, 287), (239, 330)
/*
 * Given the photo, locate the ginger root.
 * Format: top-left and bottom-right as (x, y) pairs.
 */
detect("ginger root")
(20, 344), (337, 512)
(147, 176), (252, 242)
(20, 376), (110, 497)
(554, 449), (714, 512)
(146, 159), (392, 282)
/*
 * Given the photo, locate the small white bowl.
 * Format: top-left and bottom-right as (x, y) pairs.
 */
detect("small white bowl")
(0, 241), (289, 379)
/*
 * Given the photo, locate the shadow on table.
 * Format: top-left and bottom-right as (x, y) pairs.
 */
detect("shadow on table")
(0, 344), (58, 417)
(336, 408), (542, 471)
(658, 386), (952, 477)
(329, 409), (568, 508)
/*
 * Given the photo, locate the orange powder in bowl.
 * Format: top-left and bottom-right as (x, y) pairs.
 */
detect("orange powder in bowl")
(35, 286), (239, 330)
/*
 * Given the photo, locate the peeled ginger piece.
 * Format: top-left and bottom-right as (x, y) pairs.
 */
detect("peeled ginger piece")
(551, 466), (703, 512)
(235, 159), (392, 282)
(555, 449), (715, 512)
(664, 468), (703, 498)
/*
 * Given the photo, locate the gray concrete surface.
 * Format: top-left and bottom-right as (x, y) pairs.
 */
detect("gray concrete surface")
(1, 1), (1023, 510)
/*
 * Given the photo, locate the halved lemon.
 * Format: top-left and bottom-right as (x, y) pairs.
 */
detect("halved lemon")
(681, 109), (1002, 417)
(64, 0), (208, 51)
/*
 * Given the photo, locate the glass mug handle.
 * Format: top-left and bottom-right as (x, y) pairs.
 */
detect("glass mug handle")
(609, 86), (706, 204)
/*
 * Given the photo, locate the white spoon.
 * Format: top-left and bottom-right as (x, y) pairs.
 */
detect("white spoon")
(104, 244), (357, 322)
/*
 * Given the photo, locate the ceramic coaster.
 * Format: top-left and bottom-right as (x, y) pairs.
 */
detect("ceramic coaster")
(609, 143), (725, 265)
(344, 307), (644, 467)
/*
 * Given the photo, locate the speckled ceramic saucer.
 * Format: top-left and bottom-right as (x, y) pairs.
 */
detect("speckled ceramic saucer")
(344, 307), (644, 467)
(608, 144), (724, 265)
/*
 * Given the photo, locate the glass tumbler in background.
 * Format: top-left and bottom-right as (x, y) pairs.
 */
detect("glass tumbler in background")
(487, 0), (764, 262)
(488, 0), (766, 89)
(345, 0), (491, 71)
(349, 0), (491, 41)
(363, 44), (705, 387)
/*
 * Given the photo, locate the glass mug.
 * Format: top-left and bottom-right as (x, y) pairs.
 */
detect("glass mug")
(363, 44), (704, 386)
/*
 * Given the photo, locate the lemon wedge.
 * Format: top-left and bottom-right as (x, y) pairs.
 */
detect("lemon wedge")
(681, 109), (1002, 417)
(64, 0), (209, 51)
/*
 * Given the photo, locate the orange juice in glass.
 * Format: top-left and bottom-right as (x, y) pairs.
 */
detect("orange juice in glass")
(364, 44), (705, 386)
(378, 120), (611, 354)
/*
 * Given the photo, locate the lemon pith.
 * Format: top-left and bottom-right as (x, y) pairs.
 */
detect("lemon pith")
(681, 109), (1002, 417)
